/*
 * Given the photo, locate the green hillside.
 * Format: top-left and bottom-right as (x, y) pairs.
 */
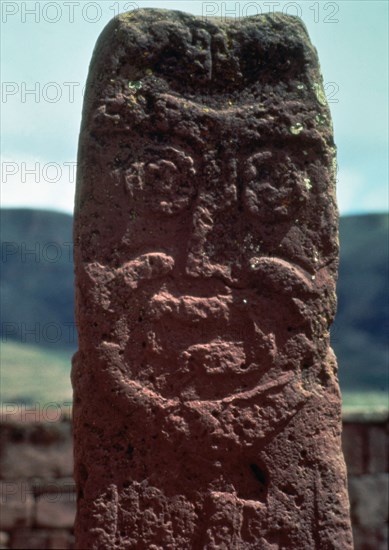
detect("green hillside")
(0, 341), (73, 405)
(1, 208), (75, 350)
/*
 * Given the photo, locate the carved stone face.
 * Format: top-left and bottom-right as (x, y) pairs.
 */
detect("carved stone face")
(116, 109), (318, 408)
(76, 16), (337, 452)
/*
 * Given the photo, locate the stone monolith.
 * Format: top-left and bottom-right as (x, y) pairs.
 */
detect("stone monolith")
(73, 9), (353, 549)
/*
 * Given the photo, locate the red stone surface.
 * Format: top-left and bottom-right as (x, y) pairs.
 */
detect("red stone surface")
(73, 9), (353, 549)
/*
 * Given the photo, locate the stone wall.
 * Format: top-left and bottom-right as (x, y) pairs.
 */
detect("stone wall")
(0, 419), (75, 550)
(342, 412), (388, 550)
(0, 412), (387, 549)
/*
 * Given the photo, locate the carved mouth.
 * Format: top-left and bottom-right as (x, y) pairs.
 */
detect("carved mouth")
(148, 291), (234, 324)
(180, 340), (247, 376)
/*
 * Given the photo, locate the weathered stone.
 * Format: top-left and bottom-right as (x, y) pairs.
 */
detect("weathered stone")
(32, 477), (75, 497)
(0, 481), (33, 530)
(36, 491), (76, 528)
(9, 530), (48, 550)
(9, 529), (74, 550)
(342, 423), (366, 475)
(46, 530), (75, 550)
(341, 414), (389, 476)
(0, 531), (10, 548)
(0, 444), (73, 481)
(348, 474), (389, 528)
(352, 525), (388, 550)
(32, 479), (76, 529)
(73, 8), (353, 549)
(368, 424), (388, 474)
(11, 529), (50, 550)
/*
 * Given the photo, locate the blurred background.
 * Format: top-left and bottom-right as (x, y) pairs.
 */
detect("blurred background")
(0, 1), (388, 549)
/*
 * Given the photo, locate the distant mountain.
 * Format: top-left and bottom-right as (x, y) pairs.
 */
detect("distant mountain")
(1, 209), (75, 350)
(333, 213), (388, 392)
(1, 208), (388, 394)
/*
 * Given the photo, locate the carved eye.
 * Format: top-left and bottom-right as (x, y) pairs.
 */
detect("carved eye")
(124, 147), (196, 215)
(145, 160), (179, 194)
(243, 151), (308, 219)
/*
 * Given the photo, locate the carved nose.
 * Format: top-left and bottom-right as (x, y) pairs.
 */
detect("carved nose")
(185, 201), (214, 279)
(185, 165), (239, 281)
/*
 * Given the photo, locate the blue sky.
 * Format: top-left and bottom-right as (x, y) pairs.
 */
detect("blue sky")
(1, 0), (388, 215)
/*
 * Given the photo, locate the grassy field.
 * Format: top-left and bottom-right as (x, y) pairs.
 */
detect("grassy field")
(0, 341), (73, 406)
(342, 390), (388, 414)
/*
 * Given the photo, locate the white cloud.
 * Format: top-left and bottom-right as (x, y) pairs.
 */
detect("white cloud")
(336, 168), (365, 214)
(337, 167), (388, 214)
(1, 155), (76, 214)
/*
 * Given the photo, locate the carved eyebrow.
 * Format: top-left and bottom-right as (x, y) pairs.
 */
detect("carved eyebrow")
(249, 256), (314, 293)
(159, 92), (269, 115)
